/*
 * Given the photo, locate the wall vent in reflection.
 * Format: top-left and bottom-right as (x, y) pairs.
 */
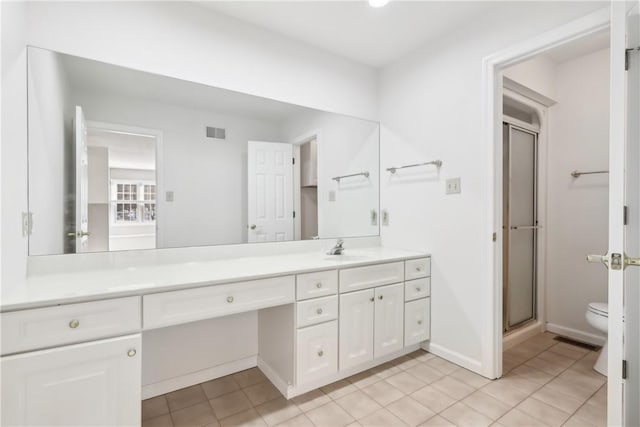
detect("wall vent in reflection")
(206, 126), (226, 140)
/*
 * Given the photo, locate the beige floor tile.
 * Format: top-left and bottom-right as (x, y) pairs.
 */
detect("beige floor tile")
(369, 362), (403, 379)
(358, 408), (406, 427)
(510, 364), (554, 385)
(219, 408), (267, 427)
(425, 357), (459, 375)
(321, 379), (358, 399)
(386, 396), (435, 426)
(143, 396), (170, 420)
(516, 397), (570, 427)
(335, 390), (382, 419)
(360, 380), (405, 406)
(449, 368), (491, 389)
(545, 376), (595, 401)
(481, 380), (529, 407)
(418, 415), (456, 426)
(202, 376), (241, 400)
(254, 397), (301, 426)
(243, 381), (282, 406)
(494, 374), (541, 394)
(413, 352), (436, 363)
(558, 368), (606, 391)
(410, 385), (457, 414)
(210, 390), (253, 420)
(563, 414), (598, 427)
(430, 376), (475, 400)
(497, 408), (546, 427)
(274, 414), (314, 427)
(502, 358), (520, 374)
(537, 350), (576, 367)
(306, 402), (355, 427)
(524, 357), (568, 377)
(573, 401), (607, 427)
(348, 370), (383, 389)
(385, 371), (427, 394)
(547, 343), (589, 360)
(233, 368), (268, 389)
(143, 414), (174, 427)
(405, 363), (446, 384)
(393, 355), (421, 370)
(440, 402), (493, 427)
(462, 390), (512, 420)
(530, 385), (585, 414)
(171, 401), (217, 427)
(345, 422), (364, 427)
(291, 389), (331, 412)
(166, 385), (208, 412)
(570, 357), (599, 374)
(407, 349), (428, 359)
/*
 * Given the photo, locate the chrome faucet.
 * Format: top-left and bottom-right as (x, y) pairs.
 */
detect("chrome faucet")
(327, 239), (345, 255)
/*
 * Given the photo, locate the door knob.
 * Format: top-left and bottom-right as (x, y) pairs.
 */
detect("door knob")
(587, 253), (640, 270)
(587, 253), (609, 267)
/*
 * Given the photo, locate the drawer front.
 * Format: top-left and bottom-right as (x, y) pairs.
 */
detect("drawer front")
(405, 298), (430, 346)
(404, 278), (431, 302)
(1, 297), (141, 355)
(405, 258), (431, 281)
(296, 270), (338, 301)
(296, 295), (338, 328)
(144, 276), (295, 329)
(339, 262), (404, 293)
(296, 321), (338, 385)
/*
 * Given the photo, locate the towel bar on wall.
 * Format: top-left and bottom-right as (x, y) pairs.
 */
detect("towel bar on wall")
(571, 170), (609, 178)
(332, 171), (370, 182)
(386, 160), (443, 174)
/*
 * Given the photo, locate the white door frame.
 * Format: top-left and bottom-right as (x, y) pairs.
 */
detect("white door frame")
(481, 5), (610, 379)
(291, 129), (322, 241)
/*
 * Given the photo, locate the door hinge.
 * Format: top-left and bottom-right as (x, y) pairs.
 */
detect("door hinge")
(626, 47), (640, 71)
(624, 205), (628, 226)
(492, 232), (497, 242)
(21, 212), (33, 236)
(292, 157), (295, 165)
(623, 360), (628, 379)
(293, 210), (296, 218)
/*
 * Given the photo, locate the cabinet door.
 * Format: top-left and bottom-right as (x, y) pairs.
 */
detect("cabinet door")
(296, 321), (338, 385)
(1, 334), (141, 427)
(405, 298), (430, 346)
(339, 289), (374, 370)
(374, 283), (405, 358)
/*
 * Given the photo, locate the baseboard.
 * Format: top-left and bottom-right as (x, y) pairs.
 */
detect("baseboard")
(257, 356), (291, 398)
(546, 323), (605, 346)
(503, 321), (544, 350)
(421, 342), (483, 376)
(142, 356), (257, 399)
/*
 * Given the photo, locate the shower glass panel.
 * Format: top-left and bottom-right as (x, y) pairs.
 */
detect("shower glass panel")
(503, 123), (538, 331)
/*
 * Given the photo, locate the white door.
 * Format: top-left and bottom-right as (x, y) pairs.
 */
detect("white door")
(598, 3), (640, 425)
(74, 106), (89, 252)
(247, 141), (294, 243)
(374, 283), (404, 358)
(339, 289), (374, 370)
(1, 334), (141, 426)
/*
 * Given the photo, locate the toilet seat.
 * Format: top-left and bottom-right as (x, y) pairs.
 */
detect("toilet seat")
(588, 302), (608, 317)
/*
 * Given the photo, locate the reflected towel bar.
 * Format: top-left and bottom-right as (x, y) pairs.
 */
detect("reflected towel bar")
(571, 170), (609, 178)
(386, 160), (443, 174)
(332, 171), (370, 182)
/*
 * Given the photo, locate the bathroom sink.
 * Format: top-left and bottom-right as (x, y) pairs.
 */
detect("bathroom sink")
(323, 254), (369, 262)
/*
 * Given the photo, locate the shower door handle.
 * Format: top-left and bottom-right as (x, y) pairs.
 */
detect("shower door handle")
(509, 225), (542, 230)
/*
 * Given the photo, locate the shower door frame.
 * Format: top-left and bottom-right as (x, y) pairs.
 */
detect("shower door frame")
(502, 121), (539, 332)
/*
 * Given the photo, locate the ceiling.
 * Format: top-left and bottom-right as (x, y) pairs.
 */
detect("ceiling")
(197, 1), (607, 68)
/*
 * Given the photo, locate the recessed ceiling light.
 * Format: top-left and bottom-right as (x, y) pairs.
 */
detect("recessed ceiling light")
(368, 0), (389, 8)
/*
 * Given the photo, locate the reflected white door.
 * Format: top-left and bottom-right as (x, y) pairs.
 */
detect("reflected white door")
(74, 106), (89, 252)
(247, 141), (293, 243)
(606, 3), (640, 425)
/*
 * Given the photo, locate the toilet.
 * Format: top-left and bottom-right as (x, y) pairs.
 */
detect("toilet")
(585, 302), (608, 375)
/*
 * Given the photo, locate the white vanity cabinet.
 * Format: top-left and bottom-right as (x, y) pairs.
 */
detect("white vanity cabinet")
(339, 288), (375, 370)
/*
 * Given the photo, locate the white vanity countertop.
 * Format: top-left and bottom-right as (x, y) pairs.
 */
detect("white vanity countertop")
(1, 247), (429, 312)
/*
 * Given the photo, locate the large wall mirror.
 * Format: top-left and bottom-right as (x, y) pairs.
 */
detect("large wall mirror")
(27, 47), (380, 255)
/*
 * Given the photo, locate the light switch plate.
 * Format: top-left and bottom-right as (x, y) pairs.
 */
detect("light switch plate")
(381, 209), (389, 226)
(446, 178), (461, 194)
(370, 209), (378, 226)
(329, 190), (336, 202)
(166, 191), (174, 202)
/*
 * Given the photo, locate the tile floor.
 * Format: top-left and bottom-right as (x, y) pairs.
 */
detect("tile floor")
(142, 332), (606, 427)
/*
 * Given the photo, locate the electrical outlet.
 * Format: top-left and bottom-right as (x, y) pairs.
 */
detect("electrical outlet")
(166, 191), (174, 202)
(381, 209), (389, 226)
(329, 190), (336, 202)
(370, 209), (378, 226)
(446, 178), (461, 194)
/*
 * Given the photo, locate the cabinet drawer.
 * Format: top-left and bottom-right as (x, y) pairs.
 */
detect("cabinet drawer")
(296, 321), (337, 385)
(296, 270), (338, 301)
(144, 276), (295, 329)
(1, 297), (141, 355)
(296, 295), (338, 328)
(339, 262), (404, 293)
(405, 298), (430, 346)
(405, 258), (430, 281)
(404, 278), (431, 302)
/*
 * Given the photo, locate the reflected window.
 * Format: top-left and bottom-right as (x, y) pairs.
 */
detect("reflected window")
(112, 181), (156, 224)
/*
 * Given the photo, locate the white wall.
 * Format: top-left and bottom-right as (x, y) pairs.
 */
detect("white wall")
(378, 3), (607, 374)
(503, 56), (557, 100)
(546, 48), (609, 343)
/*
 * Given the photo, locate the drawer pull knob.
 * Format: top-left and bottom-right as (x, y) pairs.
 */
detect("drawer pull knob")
(316, 308), (323, 315)
(317, 349), (324, 357)
(378, 295), (384, 300)
(416, 267), (422, 272)
(416, 287), (421, 292)
(227, 296), (234, 303)
(127, 349), (137, 357)
(316, 282), (323, 289)
(69, 319), (80, 329)
(417, 320), (423, 325)
(369, 297), (375, 302)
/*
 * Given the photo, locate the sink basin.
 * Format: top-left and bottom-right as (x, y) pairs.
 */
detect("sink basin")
(323, 254), (369, 262)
